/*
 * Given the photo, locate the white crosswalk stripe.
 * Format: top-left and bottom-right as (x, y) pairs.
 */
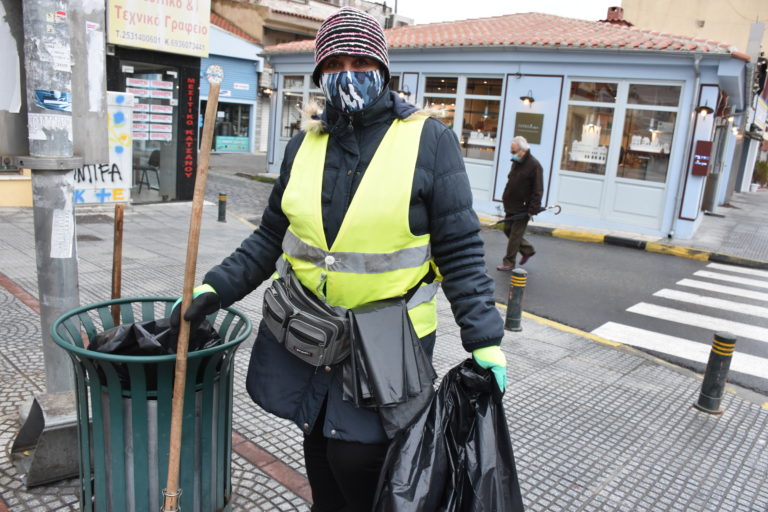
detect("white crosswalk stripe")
(591, 262), (768, 383)
(627, 303), (768, 343)
(652, 289), (768, 318)
(676, 278), (768, 302)
(706, 262), (768, 278)
(693, 270), (768, 290)
(592, 323), (768, 380)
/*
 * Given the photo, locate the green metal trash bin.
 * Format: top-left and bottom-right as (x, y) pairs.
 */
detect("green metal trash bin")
(52, 297), (252, 512)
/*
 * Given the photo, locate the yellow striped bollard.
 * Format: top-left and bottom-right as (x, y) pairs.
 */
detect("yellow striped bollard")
(694, 332), (737, 415)
(505, 268), (527, 332)
(218, 193), (227, 222)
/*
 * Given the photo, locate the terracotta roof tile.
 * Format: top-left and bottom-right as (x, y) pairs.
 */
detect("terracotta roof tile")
(211, 12), (260, 44)
(270, 9), (324, 22)
(264, 12), (746, 61)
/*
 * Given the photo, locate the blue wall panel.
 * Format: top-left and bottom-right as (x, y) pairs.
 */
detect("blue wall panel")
(200, 56), (257, 101)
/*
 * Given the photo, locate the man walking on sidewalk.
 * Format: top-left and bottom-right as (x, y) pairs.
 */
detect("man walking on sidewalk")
(497, 135), (543, 271)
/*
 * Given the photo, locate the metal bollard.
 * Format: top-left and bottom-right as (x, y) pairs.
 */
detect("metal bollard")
(505, 268), (527, 332)
(218, 193), (227, 222)
(694, 332), (737, 415)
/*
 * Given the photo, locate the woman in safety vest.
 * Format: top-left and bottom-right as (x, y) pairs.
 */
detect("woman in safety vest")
(178, 7), (507, 511)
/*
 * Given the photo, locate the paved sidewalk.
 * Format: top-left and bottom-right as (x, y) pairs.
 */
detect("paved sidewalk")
(0, 174), (767, 510)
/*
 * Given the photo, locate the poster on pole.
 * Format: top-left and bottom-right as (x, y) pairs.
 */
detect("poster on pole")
(107, 0), (210, 58)
(74, 92), (133, 204)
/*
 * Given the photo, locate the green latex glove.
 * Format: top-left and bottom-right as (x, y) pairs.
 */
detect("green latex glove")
(170, 284), (220, 329)
(472, 345), (507, 393)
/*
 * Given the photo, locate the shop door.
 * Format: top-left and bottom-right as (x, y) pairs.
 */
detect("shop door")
(123, 61), (179, 202)
(494, 74), (564, 208)
(557, 81), (681, 230)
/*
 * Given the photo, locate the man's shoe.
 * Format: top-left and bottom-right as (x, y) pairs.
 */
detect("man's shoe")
(519, 252), (536, 265)
(496, 264), (514, 271)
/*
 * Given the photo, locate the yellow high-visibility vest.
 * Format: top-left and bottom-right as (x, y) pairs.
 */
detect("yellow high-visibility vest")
(280, 116), (438, 337)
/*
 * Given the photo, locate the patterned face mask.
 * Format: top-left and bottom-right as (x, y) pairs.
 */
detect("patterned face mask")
(320, 69), (384, 113)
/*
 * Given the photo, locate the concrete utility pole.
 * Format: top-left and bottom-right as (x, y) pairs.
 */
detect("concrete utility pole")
(21, 0), (81, 392)
(9, 0), (89, 487)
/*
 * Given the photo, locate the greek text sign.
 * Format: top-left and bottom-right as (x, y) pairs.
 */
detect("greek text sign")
(107, 0), (210, 58)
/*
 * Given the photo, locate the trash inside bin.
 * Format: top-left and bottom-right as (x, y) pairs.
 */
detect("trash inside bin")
(88, 317), (221, 356)
(88, 317), (222, 389)
(52, 297), (251, 512)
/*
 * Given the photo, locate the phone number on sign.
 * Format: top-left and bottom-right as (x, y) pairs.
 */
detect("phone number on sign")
(164, 38), (205, 51)
(114, 30), (162, 45)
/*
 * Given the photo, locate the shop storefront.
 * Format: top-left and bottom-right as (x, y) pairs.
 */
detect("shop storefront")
(200, 20), (264, 154)
(200, 57), (259, 153)
(105, 0), (211, 203)
(265, 13), (749, 239)
(107, 46), (200, 202)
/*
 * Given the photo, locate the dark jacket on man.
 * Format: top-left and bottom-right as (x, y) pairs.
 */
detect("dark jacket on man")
(502, 150), (544, 215)
(201, 88), (504, 443)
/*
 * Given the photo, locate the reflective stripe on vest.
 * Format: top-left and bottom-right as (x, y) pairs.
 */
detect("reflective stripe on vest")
(281, 116), (438, 336)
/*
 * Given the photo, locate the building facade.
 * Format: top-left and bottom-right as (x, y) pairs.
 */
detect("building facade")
(264, 12), (749, 239)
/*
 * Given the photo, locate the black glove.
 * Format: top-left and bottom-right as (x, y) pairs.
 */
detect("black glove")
(170, 284), (221, 330)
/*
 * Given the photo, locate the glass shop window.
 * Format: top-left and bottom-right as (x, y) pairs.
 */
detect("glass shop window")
(424, 76), (457, 129)
(281, 75), (304, 138)
(389, 75), (400, 94)
(424, 76), (458, 94)
(460, 78), (503, 161)
(569, 81), (617, 103)
(560, 105), (614, 175)
(627, 84), (681, 107)
(618, 85), (681, 183)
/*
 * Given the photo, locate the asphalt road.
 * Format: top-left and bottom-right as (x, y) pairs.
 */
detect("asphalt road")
(481, 228), (768, 395)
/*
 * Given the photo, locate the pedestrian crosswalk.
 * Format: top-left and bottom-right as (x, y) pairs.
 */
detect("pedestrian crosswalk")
(592, 262), (768, 382)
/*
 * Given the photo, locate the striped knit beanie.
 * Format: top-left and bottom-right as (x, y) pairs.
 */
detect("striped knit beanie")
(312, 7), (390, 86)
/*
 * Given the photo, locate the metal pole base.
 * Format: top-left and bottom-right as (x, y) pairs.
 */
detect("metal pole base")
(692, 400), (724, 415)
(11, 392), (79, 487)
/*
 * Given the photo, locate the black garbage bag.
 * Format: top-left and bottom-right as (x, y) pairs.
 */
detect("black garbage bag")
(88, 317), (221, 356)
(88, 317), (222, 389)
(373, 359), (525, 512)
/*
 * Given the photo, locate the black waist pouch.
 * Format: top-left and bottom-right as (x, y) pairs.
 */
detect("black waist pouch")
(262, 271), (350, 367)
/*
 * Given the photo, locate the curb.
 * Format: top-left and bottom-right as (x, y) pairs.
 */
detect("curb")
(525, 224), (768, 269)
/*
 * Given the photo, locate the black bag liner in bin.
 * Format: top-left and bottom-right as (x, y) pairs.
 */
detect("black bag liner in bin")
(374, 359), (525, 512)
(88, 317), (222, 390)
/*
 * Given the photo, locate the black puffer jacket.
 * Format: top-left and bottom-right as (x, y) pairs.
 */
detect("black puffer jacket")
(204, 88), (503, 351)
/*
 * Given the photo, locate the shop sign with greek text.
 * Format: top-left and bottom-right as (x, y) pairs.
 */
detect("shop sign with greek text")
(107, 0), (210, 57)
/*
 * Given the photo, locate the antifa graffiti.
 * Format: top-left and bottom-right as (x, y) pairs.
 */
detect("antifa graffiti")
(75, 163), (123, 184)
